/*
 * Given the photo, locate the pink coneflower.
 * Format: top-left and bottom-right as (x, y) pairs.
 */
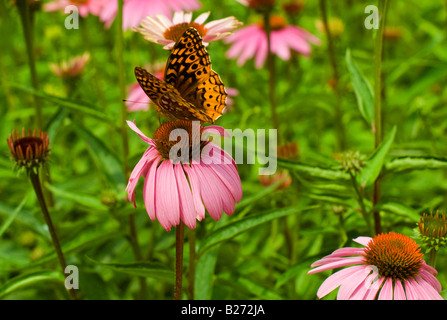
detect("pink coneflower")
(134, 11), (243, 49)
(99, 0), (201, 30)
(225, 15), (320, 69)
(308, 233), (443, 300)
(49, 53), (90, 79)
(44, 0), (105, 17)
(126, 120), (242, 231)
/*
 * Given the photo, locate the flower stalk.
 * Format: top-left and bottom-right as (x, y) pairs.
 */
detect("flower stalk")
(29, 170), (78, 300)
(372, 0), (389, 235)
(174, 221), (185, 300)
(187, 228), (196, 299)
(116, 0), (147, 299)
(16, 0), (42, 128)
(263, 12), (281, 143)
(318, 0), (346, 152)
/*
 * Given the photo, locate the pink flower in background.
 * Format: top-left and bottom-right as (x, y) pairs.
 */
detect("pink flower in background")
(134, 11), (242, 49)
(99, 0), (202, 30)
(126, 120), (242, 231)
(44, 0), (105, 17)
(49, 52), (90, 79)
(308, 233), (443, 300)
(225, 15), (319, 69)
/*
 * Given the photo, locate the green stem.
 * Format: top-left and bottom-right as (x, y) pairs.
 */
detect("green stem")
(174, 221), (185, 300)
(349, 172), (374, 236)
(319, 0), (346, 151)
(263, 12), (281, 144)
(16, 0), (42, 128)
(187, 228), (196, 300)
(372, 0), (389, 235)
(29, 170), (78, 300)
(116, 0), (147, 299)
(116, 0), (129, 177)
(428, 249), (438, 268)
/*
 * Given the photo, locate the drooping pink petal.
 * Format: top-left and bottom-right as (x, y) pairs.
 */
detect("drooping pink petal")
(205, 158), (243, 204)
(419, 268), (442, 293)
(126, 147), (158, 206)
(411, 277), (443, 300)
(316, 266), (360, 299)
(143, 155), (161, 221)
(308, 256), (365, 274)
(155, 161), (179, 231)
(349, 270), (379, 300)
(363, 276), (384, 300)
(336, 265), (369, 300)
(377, 277), (393, 300)
(393, 279), (406, 300)
(202, 163), (236, 215)
(404, 279), (419, 300)
(271, 29), (292, 61)
(311, 248), (365, 267)
(174, 164), (196, 229)
(192, 163), (223, 221)
(183, 164), (205, 221)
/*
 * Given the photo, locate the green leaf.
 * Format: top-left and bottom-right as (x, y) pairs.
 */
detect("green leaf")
(278, 159), (349, 181)
(0, 201), (49, 240)
(18, 229), (123, 271)
(0, 271), (63, 299)
(345, 49), (374, 127)
(86, 257), (174, 283)
(44, 183), (108, 211)
(235, 179), (286, 210)
(72, 120), (125, 186)
(198, 206), (312, 255)
(375, 202), (420, 222)
(0, 196), (27, 237)
(384, 156), (447, 174)
(194, 247), (218, 300)
(10, 83), (115, 124)
(359, 126), (397, 187)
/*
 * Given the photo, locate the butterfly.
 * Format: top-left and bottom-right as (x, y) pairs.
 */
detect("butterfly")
(134, 27), (227, 124)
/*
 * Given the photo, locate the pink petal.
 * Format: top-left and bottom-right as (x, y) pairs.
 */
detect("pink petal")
(308, 256), (365, 274)
(183, 164), (205, 221)
(377, 277), (393, 300)
(143, 155), (161, 221)
(254, 31), (268, 69)
(174, 164), (196, 229)
(349, 271), (379, 300)
(311, 248), (365, 267)
(316, 266), (359, 299)
(191, 163), (223, 221)
(419, 268), (442, 293)
(363, 276), (384, 300)
(194, 11), (210, 25)
(126, 147), (158, 206)
(127, 120), (154, 145)
(336, 265), (369, 300)
(352, 236), (372, 247)
(393, 279), (406, 300)
(155, 161), (180, 231)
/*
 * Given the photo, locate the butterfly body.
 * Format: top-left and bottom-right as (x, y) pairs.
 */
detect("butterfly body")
(135, 27), (227, 124)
